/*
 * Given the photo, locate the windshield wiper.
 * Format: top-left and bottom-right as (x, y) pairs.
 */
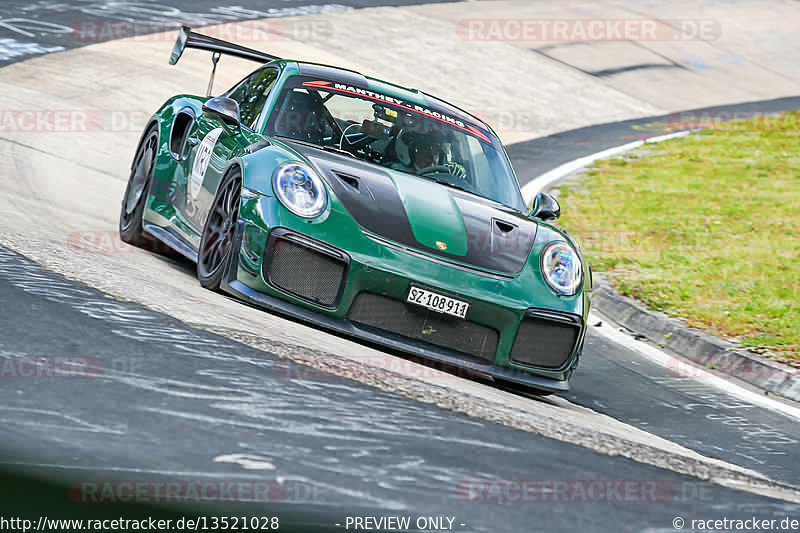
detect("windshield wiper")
(274, 136), (358, 159)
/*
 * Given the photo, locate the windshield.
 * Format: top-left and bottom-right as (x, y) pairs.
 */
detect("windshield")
(265, 76), (526, 212)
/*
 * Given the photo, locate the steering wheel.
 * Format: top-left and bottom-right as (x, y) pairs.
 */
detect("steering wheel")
(418, 162), (467, 180)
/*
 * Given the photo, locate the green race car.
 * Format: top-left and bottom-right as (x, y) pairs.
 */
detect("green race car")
(120, 27), (591, 394)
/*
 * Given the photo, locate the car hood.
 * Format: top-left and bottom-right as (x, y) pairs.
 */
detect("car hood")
(290, 143), (538, 275)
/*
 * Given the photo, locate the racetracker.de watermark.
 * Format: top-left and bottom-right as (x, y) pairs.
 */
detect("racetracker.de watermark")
(456, 18), (721, 41)
(0, 355), (142, 377)
(67, 225), (540, 256)
(6, 107), (792, 136)
(0, 110), (158, 133)
(456, 479), (675, 503)
(69, 481), (289, 504)
(652, 109), (798, 130)
(675, 516), (800, 531)
(67, 230), (176, 255)
(69, 19), (333, 44)
(665, 356), (788, 384)
(0, 110), (103, 133)
(273, 357), (488, 383)
(0, 356), (102, 378)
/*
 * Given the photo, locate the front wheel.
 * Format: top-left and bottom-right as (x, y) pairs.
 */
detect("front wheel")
(119, 127), (158, 247)
(197, 166), (242, 290)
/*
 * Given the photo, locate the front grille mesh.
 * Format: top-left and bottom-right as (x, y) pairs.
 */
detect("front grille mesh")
(266, 238), (345, 307)
(510, 316), (580, 369)
(349, 292), (498, 361)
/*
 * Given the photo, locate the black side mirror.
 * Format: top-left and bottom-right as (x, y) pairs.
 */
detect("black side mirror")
(202, 96), (240, 127)
(530, 192), (561, 221)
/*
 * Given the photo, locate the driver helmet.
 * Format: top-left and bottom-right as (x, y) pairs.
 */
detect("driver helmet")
(396, 131), (444, 170)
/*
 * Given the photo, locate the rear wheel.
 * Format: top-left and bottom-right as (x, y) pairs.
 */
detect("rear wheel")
(197, 167), (242, 290)
(120, 127), (158, 247)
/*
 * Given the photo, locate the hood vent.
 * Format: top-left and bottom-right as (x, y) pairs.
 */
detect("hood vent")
(333, 171), (360, 191)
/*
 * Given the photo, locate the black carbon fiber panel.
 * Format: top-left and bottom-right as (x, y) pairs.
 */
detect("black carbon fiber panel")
(265, 238), (345, 307)
(510, 315), (580, 369)
(290, 146), (538, 275)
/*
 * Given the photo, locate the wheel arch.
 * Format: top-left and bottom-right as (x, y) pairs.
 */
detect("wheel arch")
(220, 160), (246, 213)
(223, 160), (245, 183)
(237, 142), (303, 197)
(130, 116), (161, 171)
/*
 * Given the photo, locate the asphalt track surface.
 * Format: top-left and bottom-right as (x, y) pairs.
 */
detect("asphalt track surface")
(1, 2), (800, 532)
(0, 0), (450, 65)
(5, 245), (800, 531)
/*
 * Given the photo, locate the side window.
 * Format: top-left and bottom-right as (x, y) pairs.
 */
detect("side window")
(226, 67), (279, 130)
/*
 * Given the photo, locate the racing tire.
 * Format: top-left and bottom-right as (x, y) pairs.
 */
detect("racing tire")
(119, 126), (159, 248)
(197, 166), (242, 291)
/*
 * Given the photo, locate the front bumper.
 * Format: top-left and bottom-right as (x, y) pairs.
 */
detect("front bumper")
(222, 275), (572, 393)
(223, 195), (588, 393)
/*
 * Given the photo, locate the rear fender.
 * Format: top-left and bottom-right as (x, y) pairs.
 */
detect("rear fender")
(139, 96), (208, 236)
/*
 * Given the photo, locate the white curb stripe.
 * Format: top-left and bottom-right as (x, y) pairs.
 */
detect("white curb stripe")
(521, 130), (692, 203)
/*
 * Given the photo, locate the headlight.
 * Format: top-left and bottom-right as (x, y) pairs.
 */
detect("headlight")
(541, 242), (583, 296)
(272, 162), (327, 218)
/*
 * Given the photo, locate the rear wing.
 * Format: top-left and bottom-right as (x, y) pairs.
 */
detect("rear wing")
(169, 25), (279, 65)
(169, 25), (281, 95)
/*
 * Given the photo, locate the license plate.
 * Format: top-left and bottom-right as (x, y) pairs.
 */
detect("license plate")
(406, 286), (469, 319)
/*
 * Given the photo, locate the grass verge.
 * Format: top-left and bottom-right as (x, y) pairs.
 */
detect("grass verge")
(557, 111), (799, 365)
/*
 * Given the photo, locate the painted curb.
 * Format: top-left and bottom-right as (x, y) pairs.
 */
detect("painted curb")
(593, 277), (800, 402)
(532, 130), (799, 402)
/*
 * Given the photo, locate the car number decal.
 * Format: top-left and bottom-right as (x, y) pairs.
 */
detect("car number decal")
(189, 127), (223, 199)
